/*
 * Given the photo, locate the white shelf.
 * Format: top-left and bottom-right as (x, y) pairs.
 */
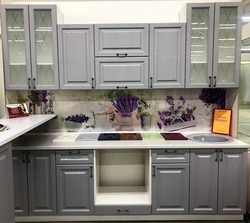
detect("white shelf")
(7, 28), (24, 32)
(95, 186), (151, 205)
(37, 63), (53, 66)
(35, 28), (52, 32)
(10, 63), (26, 65)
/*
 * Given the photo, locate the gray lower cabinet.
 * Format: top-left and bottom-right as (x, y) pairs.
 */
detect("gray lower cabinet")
(152, 164), (189, 214)
(149, 23), (185, 88)
(56, 165), (94, 215)
(58, 24), (95, 89)
(12, 151), (56, 216)
(95, 205), (151, 215)
(0, 143), (15, 223)
(190, 149), (247, 214)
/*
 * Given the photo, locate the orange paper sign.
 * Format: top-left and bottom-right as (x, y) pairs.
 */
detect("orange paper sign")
(212, 109), (232, 135)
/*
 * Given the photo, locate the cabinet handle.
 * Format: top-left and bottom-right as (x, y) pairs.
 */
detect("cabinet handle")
(116, 53), (127, 57)
(117, 208), (129, 212)
(22, 151), (26, 163)
(165, 149), (177, 153)
(91, 78), (94, 89)
(28, 78), (31, 89)
(213, 76), (217, 87)
(68, 151), (81, 154)
(117, 86), (127, 89)
(152, 165), (156, 177)
(90, 166), (93, 178)
(220, 149), (223, 161)
(215, 149), (218, 161)
(150, 77), (153, 88)
(27, 151), (31, 163)
(209, 76), (212, 88)
(33, 78), (36, 89)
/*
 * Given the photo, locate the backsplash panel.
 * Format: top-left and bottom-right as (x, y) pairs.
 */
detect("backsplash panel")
(6, 89), (226, 132)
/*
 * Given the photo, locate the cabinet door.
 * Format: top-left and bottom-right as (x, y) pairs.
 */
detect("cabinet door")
(58, 25), (95, 89)
(1, 5), (32, 90)
(190, 149), (218, 214)
(27, 151), (56, 215)
(95, 57), (148, 89)
(152, 164), (189, 214)
(57, 165), (94, 215)
(185, 3), (214, 88)
(95, 24), (149, 56)
(150, 23), (185, 88)
(213, 3), (242, 88)
(0, 143), (15, 223)
(12, 151), (28, 216)
(29, 5), (59, 89)
(218, 149), (247, 214)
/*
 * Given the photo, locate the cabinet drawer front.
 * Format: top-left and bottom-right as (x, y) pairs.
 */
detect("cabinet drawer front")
(95, 24), (149, 56)
(95, 57), (148, 89)
(95, 205), (151, 215)
(152, 149), (189, 163)
(56, 150), (93, 164)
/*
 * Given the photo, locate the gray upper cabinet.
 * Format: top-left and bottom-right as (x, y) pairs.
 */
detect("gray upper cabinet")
(149, 23), (185, 88)
(0, 143), (15, 223)
(12, 151), (28, 216)
(190, 148), (247, 214)
(183, 2), (242, 88)
(190, 149), (218, 214)
(95, 57), (148, 89)
(58, 25), (95, 89)
(95, 24), (149, 89)
(94, 24), (149, 57)
(1, 5), (59, 90)
(152, 164), (189, 214)
(218, 149), (247, 214)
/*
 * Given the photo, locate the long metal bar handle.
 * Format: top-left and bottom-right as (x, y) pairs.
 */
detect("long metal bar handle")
(220, 149), (223, 161)
(213, 76), (217, 87)
(91, 78), (94, 89)
(27, 151), (31, 163)
(116, 53), (127, 57)
(33, 78), (36, 89)
(150, 77), (153, 88)
(117, 86), (128, 89)
(215, 149), (218, 161)
(209, 76), (212, 88)
(152, 165), (156, 177)
(28, 78), (31, 89)
(22, 151), (26, 163)
(68, 151), (81, 154)
(90, 166), (93, 178)
(117, 208), (129, 212)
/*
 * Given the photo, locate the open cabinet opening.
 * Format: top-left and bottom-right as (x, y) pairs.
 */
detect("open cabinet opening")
(94, 149), (151, 205)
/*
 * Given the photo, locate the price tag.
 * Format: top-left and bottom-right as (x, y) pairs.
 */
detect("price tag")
(212, 109), (232, 135)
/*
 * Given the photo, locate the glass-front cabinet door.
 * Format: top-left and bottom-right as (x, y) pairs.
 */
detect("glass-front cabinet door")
(213, 3), (242, 88)
(29, 5), (59, 90)
(1, 5), (32, 90)
(185, 3), (214, 88)
(1, 5), (59, 90)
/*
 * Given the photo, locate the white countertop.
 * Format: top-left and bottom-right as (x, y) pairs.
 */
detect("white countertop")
(0, 114), (56, 147)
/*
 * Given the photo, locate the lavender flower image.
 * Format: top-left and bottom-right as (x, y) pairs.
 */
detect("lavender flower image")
(157, 95), (196, 130)
(111, 95), (139, 117)
(199, 88), (226, 108)
(65, 114), (90, 123)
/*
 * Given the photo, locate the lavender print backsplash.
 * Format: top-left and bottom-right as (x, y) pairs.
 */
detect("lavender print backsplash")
(6, 89), (226, 132)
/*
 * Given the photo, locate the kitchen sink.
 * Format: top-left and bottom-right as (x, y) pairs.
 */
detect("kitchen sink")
(186, 133), (234, 143)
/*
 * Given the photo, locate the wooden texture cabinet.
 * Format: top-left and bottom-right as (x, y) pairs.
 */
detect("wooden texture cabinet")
(58, 25), (95, 89)
(182, 2), (242, 88)
(56, 150), (94, 215)
(1, 5), (59, 90)
(95, 24), (149, 89)
(149, 23), (186, 88)
(12, 151), (56, 216)
(151, 150), (189, 214)
(0, 143), (15, 223)
(190, 149), (247, 214)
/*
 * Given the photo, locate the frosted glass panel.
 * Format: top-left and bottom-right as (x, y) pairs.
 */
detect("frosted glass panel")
(217, 7), (237, 83)
(190, 8), (209, 84)
(34, 9), (54, 85)
(6, 9), (27, 85)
